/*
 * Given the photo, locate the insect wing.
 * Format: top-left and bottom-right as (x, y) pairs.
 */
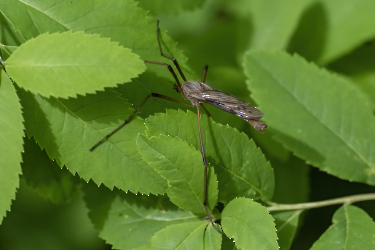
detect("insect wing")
(190, 90), (264, 119)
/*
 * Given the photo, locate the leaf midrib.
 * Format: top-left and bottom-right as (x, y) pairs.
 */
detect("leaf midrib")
(226, 216), (272, 249)
(344, 205), (350, 248)
(173, 222), (206, 250)
(144, 136), (206, 215)
(254, 57), (375, 171)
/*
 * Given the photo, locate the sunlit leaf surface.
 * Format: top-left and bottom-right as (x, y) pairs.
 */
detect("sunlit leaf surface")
(6, 32), (145, 98)
(0, 71), (23, 223)
(245, 50), (375, 185)
(145, 109), (274, 204)
(136, 221), (208, 250)
(137, 134), (218, 215)
(221, 197), (279, 250)
(310, 205), (375, 250)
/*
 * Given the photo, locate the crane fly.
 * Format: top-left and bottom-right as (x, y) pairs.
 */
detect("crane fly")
(90, 20), (266, 229)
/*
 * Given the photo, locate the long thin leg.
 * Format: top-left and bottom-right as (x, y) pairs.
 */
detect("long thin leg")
(196, 104), (208, 206)
(200, 104), (212, 118)
(152, 93), (193, 108)
(144, 60), (182, 90)
(201, 65), (208, 83)
(197, 104), (227, 237)
(89, 93), (193, 151)
(156, 20), (187, 82)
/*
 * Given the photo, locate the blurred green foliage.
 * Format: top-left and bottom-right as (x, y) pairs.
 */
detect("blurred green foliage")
(0, 179), (109, 250)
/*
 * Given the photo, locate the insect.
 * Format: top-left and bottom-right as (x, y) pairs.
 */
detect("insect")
(90, 20), (266, 225)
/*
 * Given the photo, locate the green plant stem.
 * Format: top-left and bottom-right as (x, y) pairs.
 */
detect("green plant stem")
(267, 193), (375, 212)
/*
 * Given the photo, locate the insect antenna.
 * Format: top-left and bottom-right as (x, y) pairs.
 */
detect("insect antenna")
(201, 65), (208, 83)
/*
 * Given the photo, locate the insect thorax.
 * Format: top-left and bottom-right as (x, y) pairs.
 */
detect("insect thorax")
(181, 81), (215, 102)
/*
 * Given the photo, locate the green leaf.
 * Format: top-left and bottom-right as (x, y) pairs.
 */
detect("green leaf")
(251, 127), (291, 162)
(82, 180), (117, 231)
(115, 72), (193, 119)
(244, 50), (375, 185)
(5, 32), (145, 98)
(273, 210), (302, 250)
(82, 181), (200, 250)
(145, 109), (274, 204)
(328, 42), (375, 111)
(137, 134), (218, 215)
(237, 0), (307, 50)
(138, 0), (205, 15)
(18, 87), (168, 195)
(0, 45), (17, 57)
(221, 197), (279, 250)
(11, 0), (196, 196)
(250, 118), (309, 206)
(288, 0), (375, 64)
(310, 205), (375, 250)
(0, 71), (23, 224)
(0, 14), (24, 60)
(0, 0), (195, 80)
(21, 135), (79, 203)
(0, 0), (42, 40)
(0, 179), (106, 249)
(204, 223), (222, 250)
(136, 221), (208, 250)
(221, 237), (236, 250)
(102, 196), (200, 250)
(0, 14), (24, 47)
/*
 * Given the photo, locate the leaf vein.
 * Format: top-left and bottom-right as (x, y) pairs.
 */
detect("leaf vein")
(255, 59), (375, 172)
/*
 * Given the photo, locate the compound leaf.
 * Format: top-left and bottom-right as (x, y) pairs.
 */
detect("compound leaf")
(0, 71), (24, 223)
(310, 205), (375, 250)
(136, 221), (208, 250)
(137, 134), (218, 216)
(221, 197), (279, 250)
(145, 109), (274, 204)
(244, 50), (375, 186)
(2, 0), (200, 198)
(5, 32), (145, 98)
